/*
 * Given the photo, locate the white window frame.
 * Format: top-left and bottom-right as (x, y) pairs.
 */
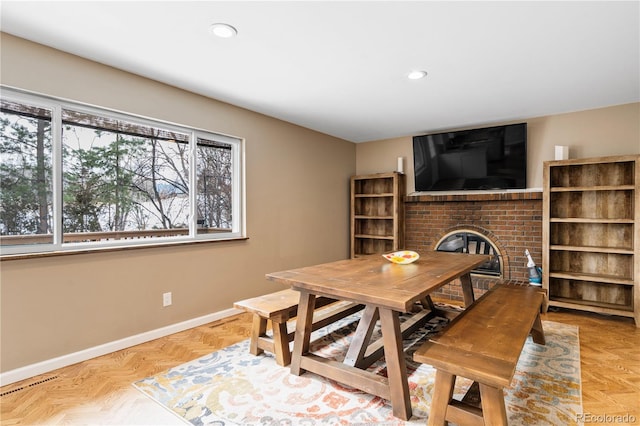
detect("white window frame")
(0, 86), (246, 257)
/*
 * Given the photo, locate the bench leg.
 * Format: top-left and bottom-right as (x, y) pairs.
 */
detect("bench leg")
(428, 370), (456, 426)
(479, 383), (508, 426)
(290, 290), (316, 376)
(250, 314), (267, 356)
(271, 315), (292, 366)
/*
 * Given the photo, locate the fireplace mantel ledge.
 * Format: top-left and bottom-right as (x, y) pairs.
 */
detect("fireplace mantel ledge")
(405, 189), (543, 202)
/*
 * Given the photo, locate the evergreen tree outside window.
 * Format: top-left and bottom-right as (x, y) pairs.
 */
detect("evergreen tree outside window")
(0, 100), (53, 245)
(0, 88), (244, 255)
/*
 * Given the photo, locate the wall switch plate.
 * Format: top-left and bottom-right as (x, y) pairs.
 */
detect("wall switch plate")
(163, 292), (172, 307)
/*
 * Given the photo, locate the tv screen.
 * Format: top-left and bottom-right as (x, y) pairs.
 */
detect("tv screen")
(413, 123), (527, 191)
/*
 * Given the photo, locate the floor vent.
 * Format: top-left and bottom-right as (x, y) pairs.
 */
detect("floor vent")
(0, 375), (59, 396)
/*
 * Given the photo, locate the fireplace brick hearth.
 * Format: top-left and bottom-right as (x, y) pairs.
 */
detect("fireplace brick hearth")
(404, 191), (543, 301)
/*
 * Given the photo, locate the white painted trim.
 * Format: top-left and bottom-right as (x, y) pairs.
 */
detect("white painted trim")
(0, 308), (243, 387)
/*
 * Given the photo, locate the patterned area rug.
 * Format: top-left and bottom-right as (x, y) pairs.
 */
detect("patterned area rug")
(134, 314), (582, 425)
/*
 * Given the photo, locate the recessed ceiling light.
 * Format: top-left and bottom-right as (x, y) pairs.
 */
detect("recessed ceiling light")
(407, 70), (428, 80)
(209, 23), (238, 38)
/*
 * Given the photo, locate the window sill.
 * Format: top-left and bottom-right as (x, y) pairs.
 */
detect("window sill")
(0, 236), (249, 261)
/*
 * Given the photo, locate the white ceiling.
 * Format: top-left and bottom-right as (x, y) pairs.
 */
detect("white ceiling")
(1, 1), (638, 143)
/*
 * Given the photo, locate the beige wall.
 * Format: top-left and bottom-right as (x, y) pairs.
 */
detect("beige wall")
(2, 32), (639, 377)
(357, 103), (640, 193)
(0, 34), (356, 373)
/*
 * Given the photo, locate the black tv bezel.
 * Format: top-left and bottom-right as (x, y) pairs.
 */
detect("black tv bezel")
(412, 123), (527, 192)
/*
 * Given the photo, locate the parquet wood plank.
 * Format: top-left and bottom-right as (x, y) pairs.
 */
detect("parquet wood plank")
(1, 305), (639, 425)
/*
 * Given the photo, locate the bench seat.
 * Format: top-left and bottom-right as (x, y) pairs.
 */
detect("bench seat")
(413, 283), (546, 426)
(234, 289), (363, 366)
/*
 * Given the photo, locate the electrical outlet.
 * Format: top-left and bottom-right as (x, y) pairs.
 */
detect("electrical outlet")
(163, 292), (172, 307)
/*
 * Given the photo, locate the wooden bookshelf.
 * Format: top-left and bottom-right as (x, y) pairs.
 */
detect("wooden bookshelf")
(350, 172), (405, 258)
(542, 155), (639, 326)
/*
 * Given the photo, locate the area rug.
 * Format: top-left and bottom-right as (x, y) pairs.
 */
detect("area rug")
(134, 313), (582, 425)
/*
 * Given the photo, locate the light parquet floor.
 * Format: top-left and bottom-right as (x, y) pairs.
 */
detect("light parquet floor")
(1, 307), (639, 425)
(0, 314), (254, 425)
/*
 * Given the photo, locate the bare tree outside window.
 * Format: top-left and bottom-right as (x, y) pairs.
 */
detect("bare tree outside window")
(197, 137), (232, 233)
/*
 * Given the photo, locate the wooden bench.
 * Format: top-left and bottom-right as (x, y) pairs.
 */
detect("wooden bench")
(413, 283), (546, 426)
(234, 289), (363, 366)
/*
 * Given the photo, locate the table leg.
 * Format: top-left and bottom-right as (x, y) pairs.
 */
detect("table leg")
(290, 290), (315, 376)
(271, 312), (292, 366)
(531, 312), (546, 345)
(344, 305), (379, 367)
(379, 307), (412, 421)
(460, 273), (475, 307)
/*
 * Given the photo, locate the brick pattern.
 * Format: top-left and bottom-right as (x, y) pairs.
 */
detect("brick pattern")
(404, 191), (543, 301)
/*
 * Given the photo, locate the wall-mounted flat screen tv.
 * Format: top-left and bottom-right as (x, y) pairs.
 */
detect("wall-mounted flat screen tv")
(413, 123), (527, 191)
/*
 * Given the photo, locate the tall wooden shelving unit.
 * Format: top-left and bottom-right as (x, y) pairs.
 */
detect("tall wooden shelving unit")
(350, 172), (405, 258)
(542, 155), (639, 327)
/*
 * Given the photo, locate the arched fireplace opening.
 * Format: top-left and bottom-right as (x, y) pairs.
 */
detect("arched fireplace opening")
(435, 229), (503, 279)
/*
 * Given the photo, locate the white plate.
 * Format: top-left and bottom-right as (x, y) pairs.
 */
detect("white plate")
(382, 250), (420, 264)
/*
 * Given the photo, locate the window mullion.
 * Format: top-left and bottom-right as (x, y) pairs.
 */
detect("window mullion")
(51, 105), (63, 248)
(189, 132), (197, 237)
(235, 139), (245, 236)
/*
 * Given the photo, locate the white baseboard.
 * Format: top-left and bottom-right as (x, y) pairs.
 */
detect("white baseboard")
(0, 307), (244, 387)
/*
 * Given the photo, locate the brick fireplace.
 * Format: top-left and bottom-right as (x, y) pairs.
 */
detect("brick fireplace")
(404, 191), (543, 301)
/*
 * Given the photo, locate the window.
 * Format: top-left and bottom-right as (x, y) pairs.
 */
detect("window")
(0, 88), (244, 255)
(0, 99), (53, 245)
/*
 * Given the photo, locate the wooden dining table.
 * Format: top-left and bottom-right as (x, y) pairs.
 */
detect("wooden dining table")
(265, 251), (489, 420)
